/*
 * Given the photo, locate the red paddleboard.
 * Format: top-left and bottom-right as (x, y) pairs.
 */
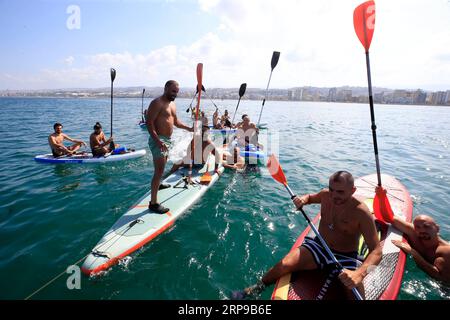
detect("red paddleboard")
(272, 174), (412, 300)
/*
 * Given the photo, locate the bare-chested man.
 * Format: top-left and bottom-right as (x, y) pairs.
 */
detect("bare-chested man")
(146, 80), (193, 214)
(89, 122), (115, 157)
(235, 171), (382, 299)
(389, 211), (450, 285)
(235, 114), (262, 150)
(48, 123), (86, 157)
(222, 147), (246, 171)
(212, 108), (222, 129)
(167, 123), (221, 180)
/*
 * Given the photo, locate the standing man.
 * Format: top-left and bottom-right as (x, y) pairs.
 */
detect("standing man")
(146, 80), (193, 214)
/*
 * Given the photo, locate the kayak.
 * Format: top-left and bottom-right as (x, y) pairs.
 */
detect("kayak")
(272, 174), (412, 300)
(209, 127), (237, 134)
(81, 155), (224, 275)
(34, 149), (146, 164)
(228, 140), (266, 165)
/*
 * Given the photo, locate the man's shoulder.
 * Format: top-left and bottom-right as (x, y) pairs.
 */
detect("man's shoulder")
(353, 198), (372, 218)
(437, 242), (450, 254)
(150, 96), (163, 106)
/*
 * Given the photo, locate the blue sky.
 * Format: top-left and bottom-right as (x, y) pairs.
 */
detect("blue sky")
(1, 0), (450, 91)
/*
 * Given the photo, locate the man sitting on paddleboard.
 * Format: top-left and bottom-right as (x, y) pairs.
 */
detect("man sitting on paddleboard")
(388, 211), (450, 285)
(236, 171), (382, 299)
(167, 116), (221, 180)
(89, 122), (117, 157)
(48, 123), (86, 157)
(221, 109), (232, 128)
(146, 80), (193, 214)
(213, 108), (222, 129)
(234, 115), (263, 150)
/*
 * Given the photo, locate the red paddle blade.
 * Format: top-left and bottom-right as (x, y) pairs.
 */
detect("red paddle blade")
(373, 187), (394, 223)
(196, 63), (203, 120)
(267, 154), (287, 185)
(353, 1), (376, 52)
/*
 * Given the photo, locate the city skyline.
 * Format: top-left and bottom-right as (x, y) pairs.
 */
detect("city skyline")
(1, 0), (449, 92)
(2, 85), (449, 106)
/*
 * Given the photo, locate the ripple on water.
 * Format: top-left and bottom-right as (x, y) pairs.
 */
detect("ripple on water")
(1, 98), (449, 299)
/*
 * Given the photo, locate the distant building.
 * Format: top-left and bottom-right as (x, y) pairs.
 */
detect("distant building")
(374, 92), (384, 104)
(288, 90), (294, 100)
(294, 88), (304, 100)
(413, 89), (427, 105)
(434, 91), (447, 105)
(328, 88), (337, 102)
(337, 89), (352, 102)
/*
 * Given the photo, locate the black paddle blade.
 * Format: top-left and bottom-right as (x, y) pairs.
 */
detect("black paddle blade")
(239, 83), (247, 97)
(271, 51), (281, 70)
(142, 88), (145, 95)
(202, 85), (206, 92)
(110, 68), (116, 82)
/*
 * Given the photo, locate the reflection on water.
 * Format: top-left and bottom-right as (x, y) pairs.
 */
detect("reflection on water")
(0, 98), (449, 300)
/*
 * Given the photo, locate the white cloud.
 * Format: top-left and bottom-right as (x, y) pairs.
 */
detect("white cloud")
(64, 56), (75, 66)
(2, 0), (449, 90)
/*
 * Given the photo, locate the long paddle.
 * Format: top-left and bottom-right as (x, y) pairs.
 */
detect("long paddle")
(267, 154), (364, 300)
(187, 85), (220, 114)
(353, 1), (393, 223)
(141, 88), (146, 123)
(110, 68), (116, 149)
(231, 83), (247, 124)
(189, 63), (203, 181)
(186, 85), (201, 113)
(257, 51), (280, 127)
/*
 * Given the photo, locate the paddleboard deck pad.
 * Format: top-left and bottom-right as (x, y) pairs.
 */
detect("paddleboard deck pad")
(272, 174), (412, 300)
(81, 156), (224, 275)
(34, 149), (146, 164)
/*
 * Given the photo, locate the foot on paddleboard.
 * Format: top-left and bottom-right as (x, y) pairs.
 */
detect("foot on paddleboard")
(158, 183), (171, 190)
(148, 203), (169, 214)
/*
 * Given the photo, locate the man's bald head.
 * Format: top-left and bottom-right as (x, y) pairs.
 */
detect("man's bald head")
(163, 80), (179, 101)
(164, 80), (179, 89)
(328, 171), (356, 205)
(329, 171), (354, 188)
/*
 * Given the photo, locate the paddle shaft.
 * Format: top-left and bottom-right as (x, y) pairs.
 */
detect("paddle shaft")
(282, 182), (363, 300)
(365, 52), (382, 187)
(231, 97), (242, 124)
(141, 89), (145, 122)
(110, 80), (113, 137)
(257, 70), (273, 127)
(186, 93), (197, 112)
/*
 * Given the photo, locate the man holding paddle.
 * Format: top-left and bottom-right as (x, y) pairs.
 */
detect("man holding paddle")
(146, 80), (193, 214)
(236, 171), (382, 299)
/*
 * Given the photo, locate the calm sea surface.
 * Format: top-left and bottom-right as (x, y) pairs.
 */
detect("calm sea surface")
(0, 97), (449, 300)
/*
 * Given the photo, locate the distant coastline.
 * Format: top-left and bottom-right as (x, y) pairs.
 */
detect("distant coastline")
(1, 86), (449, 106)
